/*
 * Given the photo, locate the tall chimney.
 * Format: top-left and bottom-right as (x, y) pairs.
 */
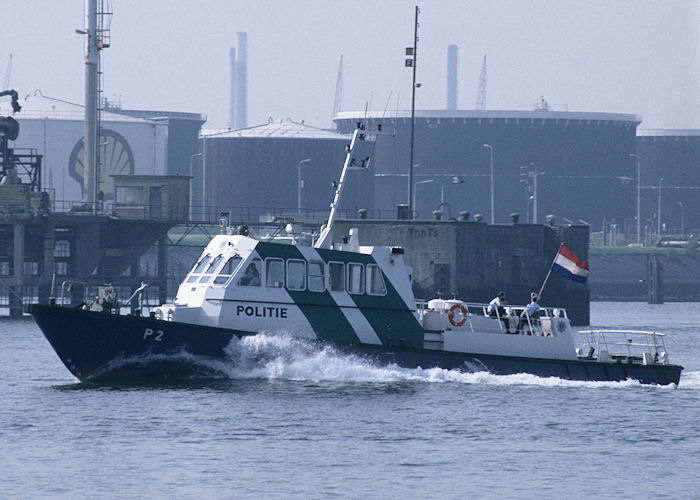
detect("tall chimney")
(446, 44), (458, 110)
(229, 47), (236, 128)
(235, 32), (247, 129)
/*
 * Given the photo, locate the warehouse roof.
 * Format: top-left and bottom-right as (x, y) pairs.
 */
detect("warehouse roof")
(0, 91), (149, 123)
(201, 118), (349, 140)
(335, 109), (642, 125)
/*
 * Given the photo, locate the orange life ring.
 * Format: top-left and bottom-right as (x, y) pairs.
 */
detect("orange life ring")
(447, 303), (468, 327)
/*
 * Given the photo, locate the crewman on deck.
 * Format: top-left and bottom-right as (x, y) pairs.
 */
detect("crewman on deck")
(518, 293), (541, 334)
(487, 291), (506, 316)
(487, 291), (512, 333)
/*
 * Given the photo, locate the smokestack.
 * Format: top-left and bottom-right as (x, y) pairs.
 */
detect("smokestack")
(235, 32), (247, 129)
(446, 44), (458, 110)
(229, 47), (236, 128)
(228, 33), (247, 129)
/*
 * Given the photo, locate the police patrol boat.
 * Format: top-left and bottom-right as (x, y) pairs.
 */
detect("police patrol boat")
(28, 126), (683, 385)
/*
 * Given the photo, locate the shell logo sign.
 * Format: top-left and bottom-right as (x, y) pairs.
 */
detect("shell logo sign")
(68, 129), (135, 200)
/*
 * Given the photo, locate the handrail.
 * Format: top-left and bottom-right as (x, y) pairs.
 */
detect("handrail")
(60, 280), (88, 305)
(577, 329), (668, 362)
(422, 299), (566, 336)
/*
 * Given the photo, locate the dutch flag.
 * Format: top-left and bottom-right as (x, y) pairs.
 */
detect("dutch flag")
(551, 245), (589, 283)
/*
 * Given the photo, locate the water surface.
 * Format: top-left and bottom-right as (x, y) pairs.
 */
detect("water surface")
(1, 302), (698, 498)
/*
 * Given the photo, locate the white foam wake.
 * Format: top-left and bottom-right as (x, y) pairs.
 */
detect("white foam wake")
(677, 370), (700, 389)
(184, 333), (692, 389)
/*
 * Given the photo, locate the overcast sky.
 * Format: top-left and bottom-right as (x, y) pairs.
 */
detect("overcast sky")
(3, 1), (699, 130)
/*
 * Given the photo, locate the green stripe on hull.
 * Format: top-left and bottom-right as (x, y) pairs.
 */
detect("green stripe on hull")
(287, 290), (361, 344)
(255, 241), (361, 345)
(350, 277), (424, 349)
(253, 240), (423, 348)
(314, 246), (424, 349)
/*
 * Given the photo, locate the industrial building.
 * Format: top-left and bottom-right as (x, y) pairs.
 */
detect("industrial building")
(197, 119), (374, 223)
(635, 129), (700, 239)
(334, 109), (645, 230)
(106, 106), (206, 178)
(0, 92), (168, 208)
(0, 93), (205, 211)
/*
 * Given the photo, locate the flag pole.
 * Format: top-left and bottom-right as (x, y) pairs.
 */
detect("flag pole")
(537, 242), (564, 299)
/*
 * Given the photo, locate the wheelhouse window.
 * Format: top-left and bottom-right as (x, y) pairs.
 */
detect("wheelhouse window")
(367, 264), (386, 295)
(199, 254), (224, 283)
(187, 254), (211, 283)
(287, 259), (306, 291)
(266, 258), (284, 288)
(308, 260), (325, 292)
(213, 254), (242, 285)
(328, 262), (345, 292)
(347, 263), (364, 294)
(238, 258), (261, 287)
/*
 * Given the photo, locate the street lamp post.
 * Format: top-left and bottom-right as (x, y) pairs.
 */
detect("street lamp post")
(189, 152), (202, 220)
(483, 144), (494, 224)
(679, 201), (685, 237)
(657, 178), (663, 240)
(413, 179), (433, 218)
(297, 158), (311, 213)
(438, 176), (464, 218)
(630, 153), (641, 245)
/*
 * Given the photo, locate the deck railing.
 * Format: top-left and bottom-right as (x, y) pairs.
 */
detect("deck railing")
(418, 300), (568, 336)
(576, 329), (668, 364)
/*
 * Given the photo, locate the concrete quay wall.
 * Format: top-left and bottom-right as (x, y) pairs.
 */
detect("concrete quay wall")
(330, 221), (590, 326)
(589, 252), (700, 301)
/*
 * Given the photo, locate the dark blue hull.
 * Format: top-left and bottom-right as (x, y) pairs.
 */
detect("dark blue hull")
(28, 305), (683, 385)
(350, 345), (683, 386)
(29, 305), (247, 381)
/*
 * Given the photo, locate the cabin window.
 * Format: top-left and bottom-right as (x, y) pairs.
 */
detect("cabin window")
(213, 254), (242, 285)
(287, 259), (306, 291)
(347, 263), (364, 294)
(238, 258), (261, 287)
(367, 264), (387, 295)
(266, 258), (284, 288)
(308, 260), (325, 292)
(328, 262), (345, 292)
(199, 254), (224, 283)
(187, 254), (211, 283)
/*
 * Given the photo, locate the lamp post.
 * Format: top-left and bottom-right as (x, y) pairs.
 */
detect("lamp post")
(483, 144), (494, 224)
(202, 137), (208, 221)
(629, 153), (641, 245)
(413, 179), (433, 218)
(438, 176), (464, 218)
(679, 201), (685, 237)
(297, 158), (311, 213)
(189, 152), (202, 220)
(657, 178), (663, 240)
(531, 164), (541, 224)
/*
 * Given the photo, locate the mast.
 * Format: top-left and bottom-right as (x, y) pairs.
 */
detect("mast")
(406, 6), (419, 219)
(82, 0), (111, 213)
(314, 127), (365, 249)
(84, 0), (98, 212)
